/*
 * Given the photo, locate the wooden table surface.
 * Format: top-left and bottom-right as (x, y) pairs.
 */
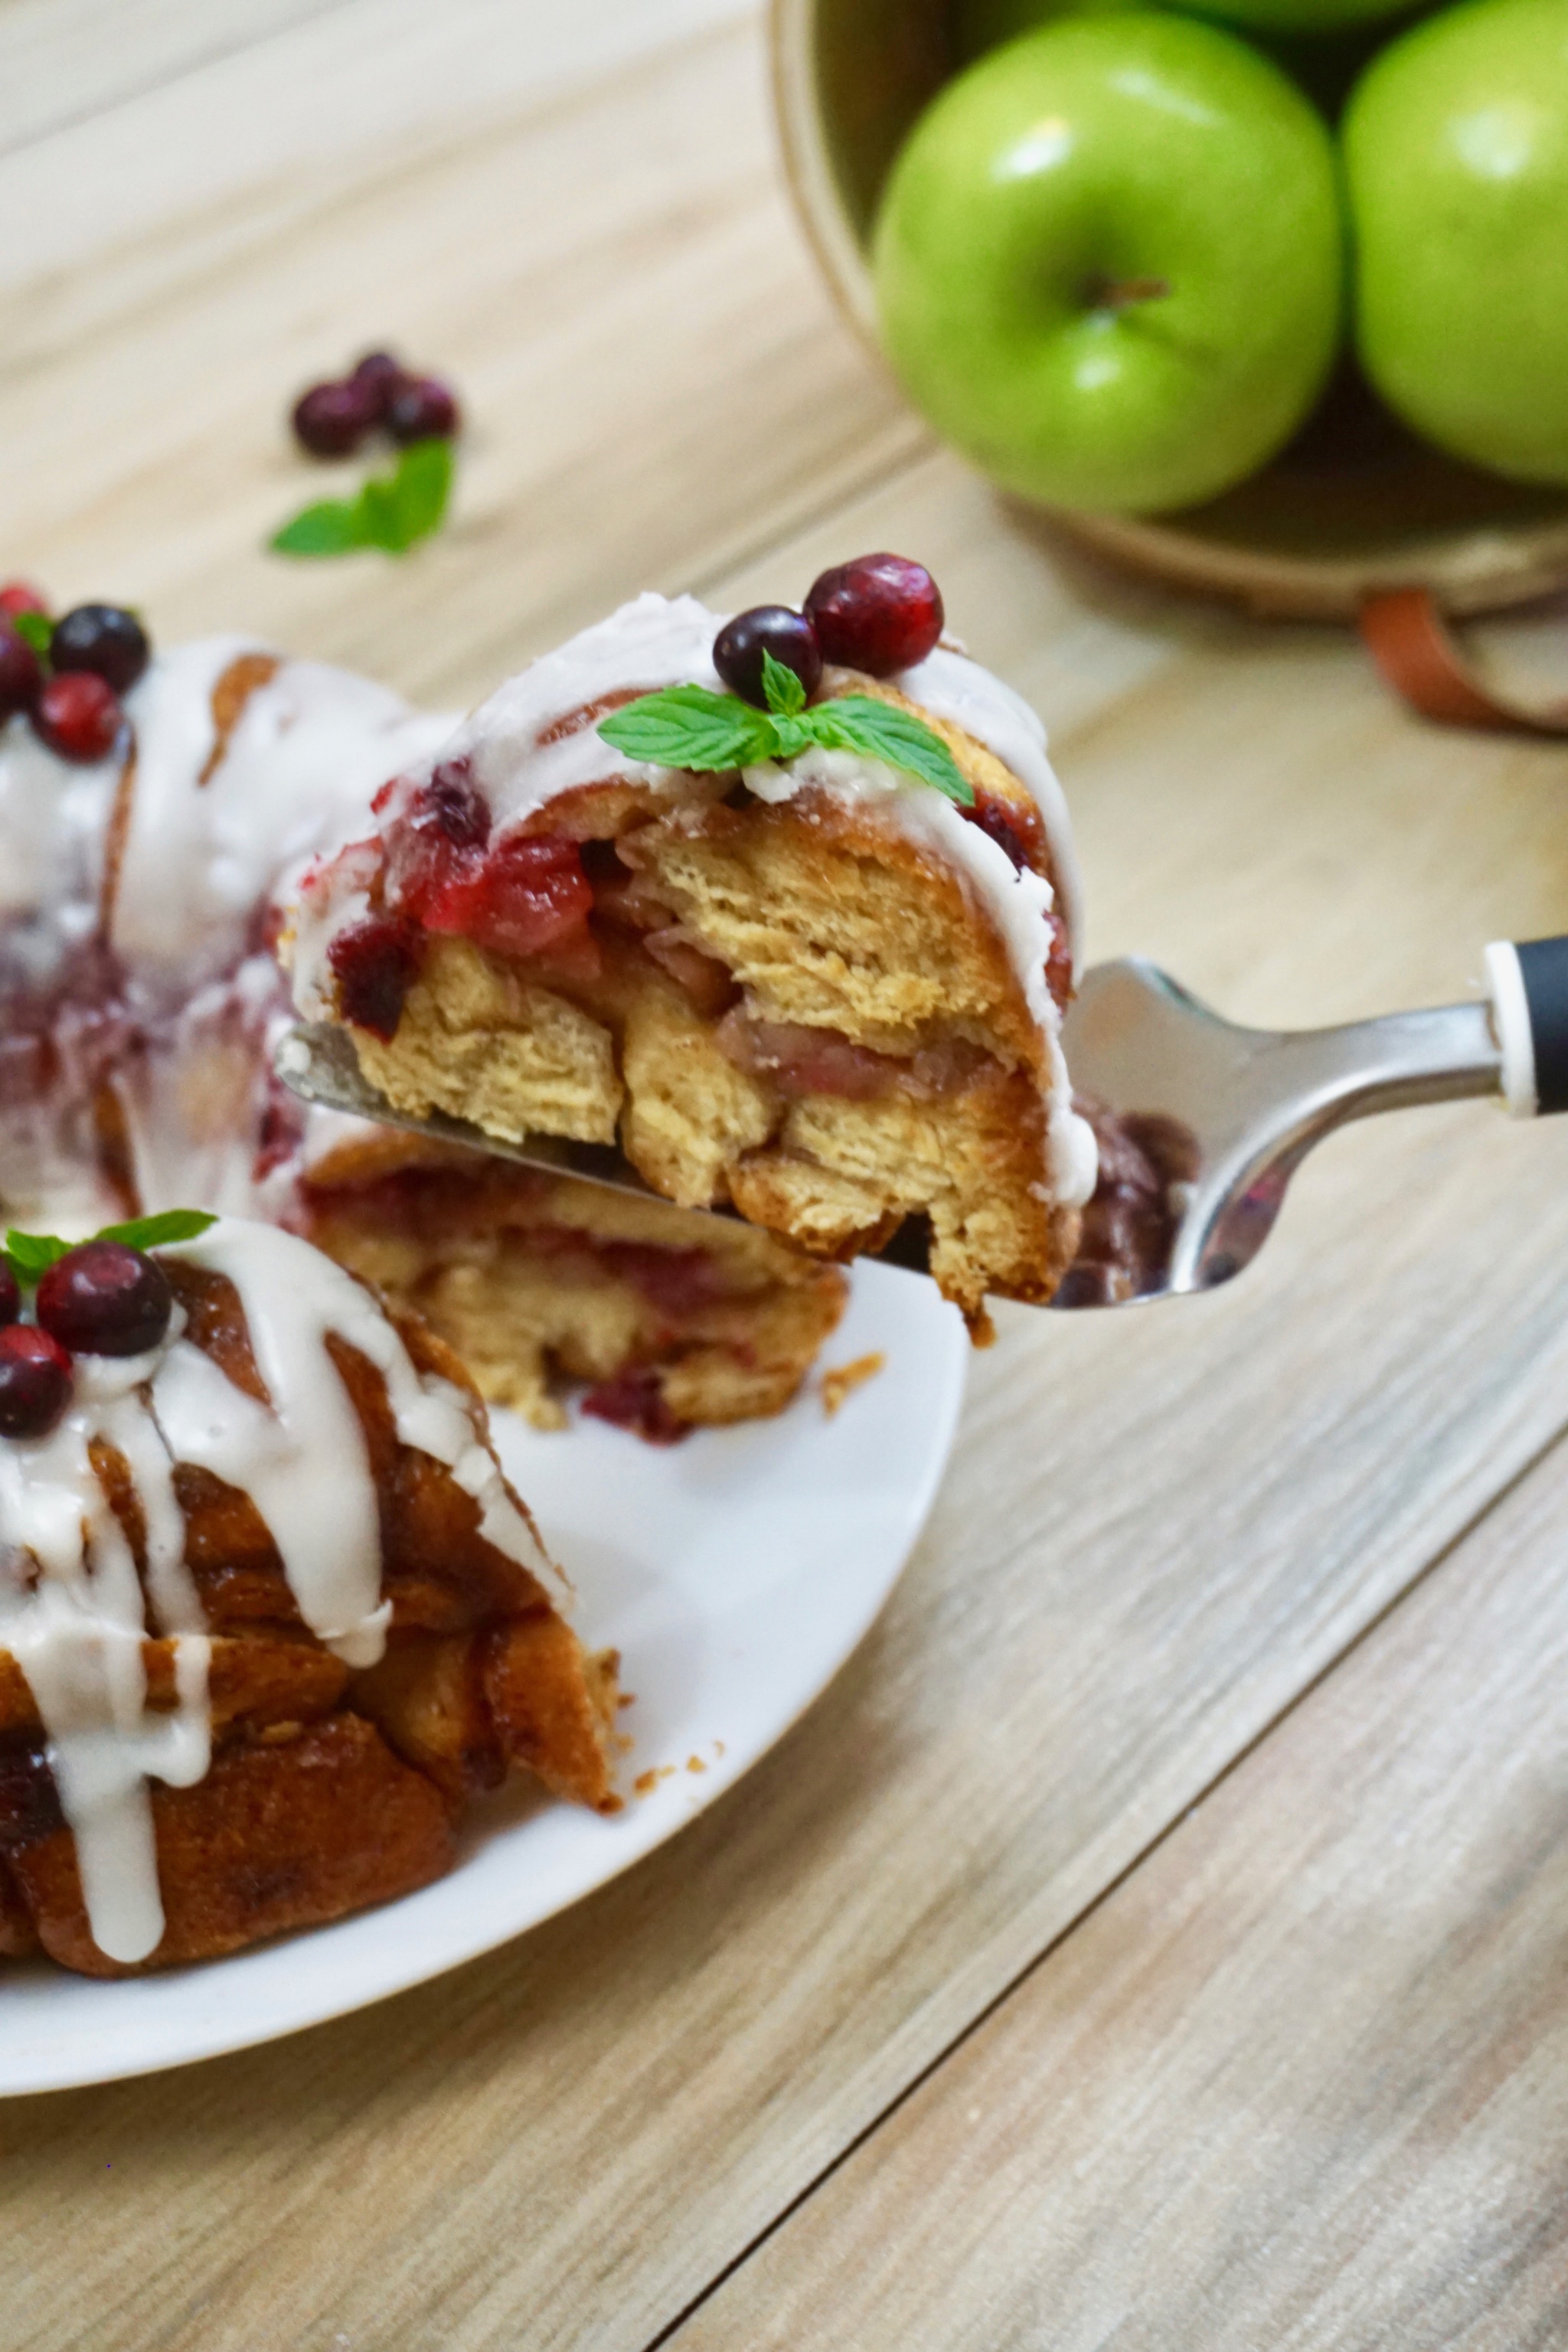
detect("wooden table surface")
(5, 5), (1568, 2345)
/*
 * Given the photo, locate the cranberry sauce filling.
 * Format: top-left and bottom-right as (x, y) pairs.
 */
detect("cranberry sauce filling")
(580, 1368), (691, 1446)
(1057, 1101), (1199, 1308)
(379, 758), (596, 972)
(716, 1009), (996, 1105)
(327, 915), (423, 1040)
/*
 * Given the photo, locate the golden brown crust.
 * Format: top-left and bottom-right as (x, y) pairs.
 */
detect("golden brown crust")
(8, 1715), (456, 1978)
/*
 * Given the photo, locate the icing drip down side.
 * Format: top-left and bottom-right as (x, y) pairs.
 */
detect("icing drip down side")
(0, 1218), (549, 1963)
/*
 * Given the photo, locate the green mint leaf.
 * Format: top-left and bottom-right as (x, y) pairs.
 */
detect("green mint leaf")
(358, 438), (454, 554)
(599, 685), (775, 773)
(96, 1209), (218, 1253)
(11, 611), (52, 657)
(270, 498), (369, 557)
(806, 696), (974, 807)
(766, 713), (814, 762)
(270, 439), (455, 560)
(4, 1230), (72, 1279)
(760, 648), (806, 720)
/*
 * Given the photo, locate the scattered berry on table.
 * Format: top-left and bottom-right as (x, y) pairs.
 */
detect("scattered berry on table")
(386, 374), (462, 445)
(0, 581), (48, 619)
(350, 351), (405, 415)
(292, 378), (381, 458)
(51, 604), (150, 694)
(0, 1327), (74, 1440)
(0, 626), (43, 723)
(714, 606), (822, 709)
(0, 1261), (18, 1328)
(35, 1241), (173, 1358)
(34, 671), (123, 764)
(805, 554), (944, 676)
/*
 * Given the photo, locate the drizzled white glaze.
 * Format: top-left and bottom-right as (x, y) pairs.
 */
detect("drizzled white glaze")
(0, 641), (452, 1236)
(0, 1218), (548, 1962)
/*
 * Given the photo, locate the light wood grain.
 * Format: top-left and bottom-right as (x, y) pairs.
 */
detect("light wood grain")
(5, 8), (1568, 2350)
(0, 0), (341, 159)
(6, 461), (1568, 2350)
(671, 1424), (1568, 2351)
(0, 8), (923, 707)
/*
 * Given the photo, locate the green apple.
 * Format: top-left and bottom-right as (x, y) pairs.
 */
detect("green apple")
(1344, 0), (1568, 484)
(873, 15), (1344, 514)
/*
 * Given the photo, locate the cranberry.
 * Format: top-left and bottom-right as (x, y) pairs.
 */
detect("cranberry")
(417, 834), (593, 962)
(33, 671), (123, 764)
(410, 759), (490, 851)
(0, 1327), (74, 1440)
(328, 914), (423, 1040)
(804, 554), (944, 677)
(713, 606), (822, 710)
(351, 351), (406, 416)
(386, 374), (461, 444)
(0, 625), (43, 723)
(0, 1260), (18, 1327)
(50, 603), (150, 695)
(36, 1241), (172, 1357)
(0, 582), (47, 619)
(292, 377), (379, 459)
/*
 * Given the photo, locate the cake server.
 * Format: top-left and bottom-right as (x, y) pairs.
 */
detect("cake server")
(276, 931), (1568, 1312)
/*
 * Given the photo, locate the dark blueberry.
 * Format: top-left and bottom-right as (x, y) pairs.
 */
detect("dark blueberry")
(0, 625), (43, 724)
(33, 672), (123, 764)
(0, 1260), (18, 1327)
(386, 374), (461, 444)
(51, 604), (150, 695)
(36, 1241), (172, 1358)
(804, 554), (944, 677)
(0, 582), (47, 619)
(350, 350), (406, 416)
(292, 377), (380, 459)
(0, 1327), (74, 1439)
(327, 915), (423, 1041)
(712, 606), (822, 710)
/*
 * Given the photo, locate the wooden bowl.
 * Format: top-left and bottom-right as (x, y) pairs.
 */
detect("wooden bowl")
(770, 0), (1568, 620)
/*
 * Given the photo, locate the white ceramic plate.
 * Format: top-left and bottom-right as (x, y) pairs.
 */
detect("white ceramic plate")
(1, 1263), (966, 2095)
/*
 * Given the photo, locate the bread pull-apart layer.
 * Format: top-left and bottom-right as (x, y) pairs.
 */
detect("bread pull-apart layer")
(302, 652), (1091, 1328)
(302, 1144), (848, 1439)
(0, 1223), (619, 1978)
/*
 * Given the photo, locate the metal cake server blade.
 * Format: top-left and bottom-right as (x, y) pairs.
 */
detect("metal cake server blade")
(275, 931), (1568, 1311)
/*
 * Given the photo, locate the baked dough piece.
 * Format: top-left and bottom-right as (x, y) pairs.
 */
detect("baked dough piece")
(304, 1137), (847, 1439)
(0, 1220), (618, 1978)
(289, 596), (1098, 1329)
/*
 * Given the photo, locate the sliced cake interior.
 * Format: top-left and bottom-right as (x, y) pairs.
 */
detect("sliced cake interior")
(302, 1132), (847, 1442)
(289, 580), (1097, 1330)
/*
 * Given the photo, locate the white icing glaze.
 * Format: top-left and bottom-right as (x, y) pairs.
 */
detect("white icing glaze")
(0, 1217), (547, 1962)
(0, 640), (452, 1234)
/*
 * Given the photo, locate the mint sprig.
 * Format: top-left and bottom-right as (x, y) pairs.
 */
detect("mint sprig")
(598, 652), (973, 808)
(10, 611), (52, 657)
(5, 1209), (217, 1285)
(270, 437), (454, 560)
